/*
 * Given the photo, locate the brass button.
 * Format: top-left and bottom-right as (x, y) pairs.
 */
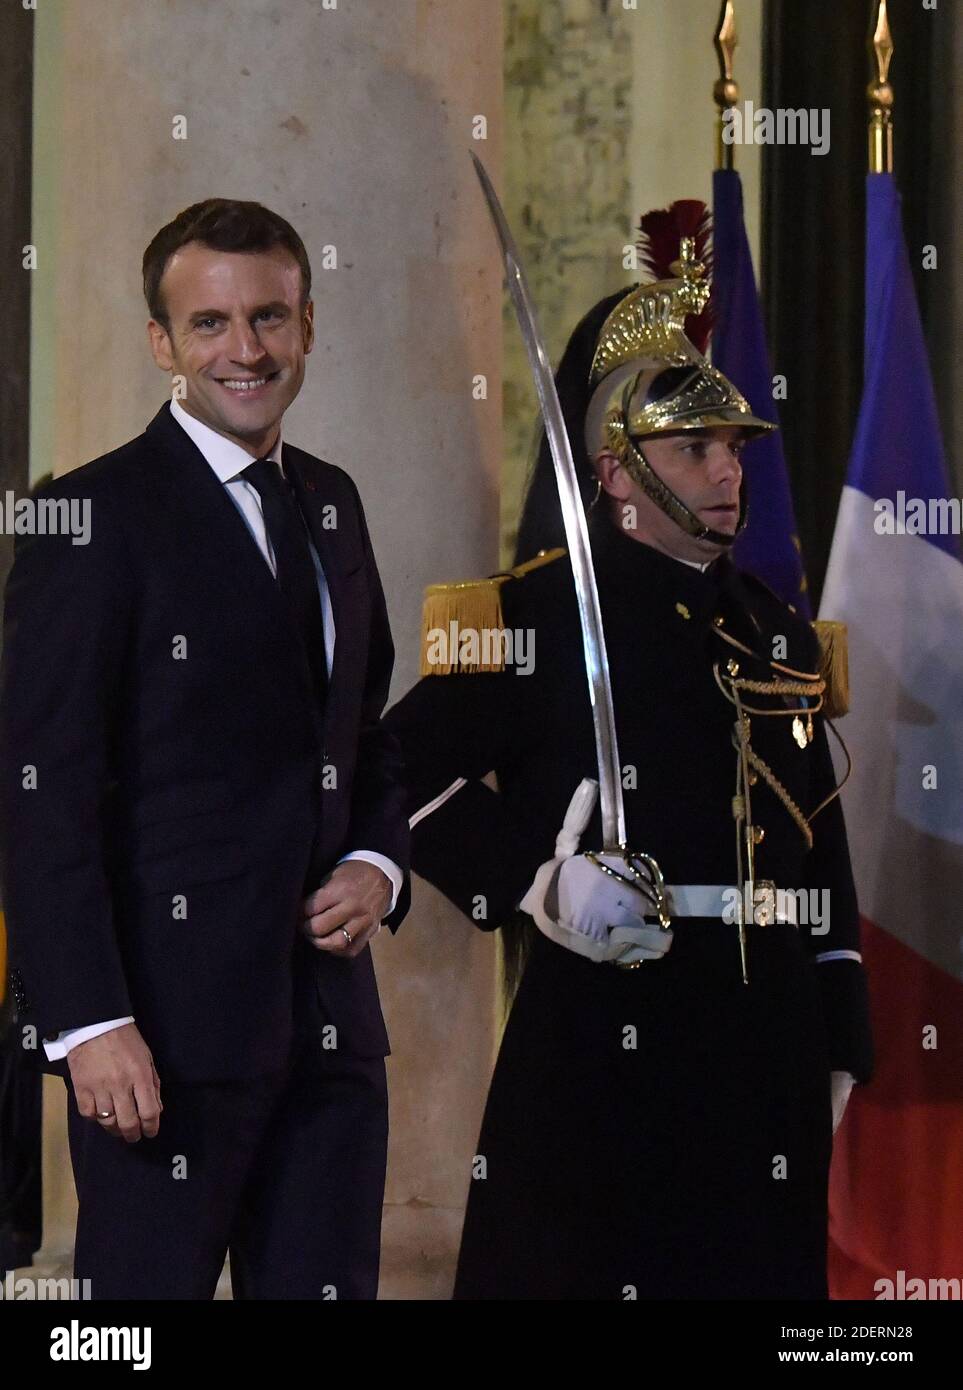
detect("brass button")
(752, 825), (765, 844)
(713, 615), (724, 628)
(726, 658), (739, 676)
(753, 882), (776, 925)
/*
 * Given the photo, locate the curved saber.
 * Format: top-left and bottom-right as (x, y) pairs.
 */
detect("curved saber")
(470, 152), (625, 848)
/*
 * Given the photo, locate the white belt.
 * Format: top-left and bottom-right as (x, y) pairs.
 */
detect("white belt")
(665, 882), (798, 926)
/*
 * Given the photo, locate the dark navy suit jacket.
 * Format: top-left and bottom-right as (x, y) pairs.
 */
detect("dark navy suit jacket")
(0, 402), (410, 1082)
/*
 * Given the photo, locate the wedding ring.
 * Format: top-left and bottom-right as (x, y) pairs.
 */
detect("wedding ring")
(341, 927), (353, 946)
(97, 1110), (115, 1120)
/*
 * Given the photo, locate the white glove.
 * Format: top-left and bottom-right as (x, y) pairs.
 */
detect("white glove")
(521, 851), (673, 965)
(831, 1070), (856, 1134)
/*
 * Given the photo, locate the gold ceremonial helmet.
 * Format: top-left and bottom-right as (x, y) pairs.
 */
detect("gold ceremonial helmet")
(584, 238), (775, 546)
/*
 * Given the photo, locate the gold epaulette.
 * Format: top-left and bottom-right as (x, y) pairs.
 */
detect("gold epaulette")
(812, 619), (849, 718)
(420, 547), (566, 675)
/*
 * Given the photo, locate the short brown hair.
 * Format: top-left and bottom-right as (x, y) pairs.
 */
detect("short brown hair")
(142, 198), (312, 330)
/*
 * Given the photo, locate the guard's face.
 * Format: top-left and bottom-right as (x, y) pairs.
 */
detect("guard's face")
(147, 242), (313, 455)
(598, 426), (747, 564)
(641, 427), (746, 531)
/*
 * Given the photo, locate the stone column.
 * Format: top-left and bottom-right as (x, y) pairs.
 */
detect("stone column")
(502, 0), (633, 556)
(629, 0), (764, 271)
(29, 0), (503, 1298)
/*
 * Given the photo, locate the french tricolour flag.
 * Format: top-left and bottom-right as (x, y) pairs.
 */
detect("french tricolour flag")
(821, 173), (963, 1298)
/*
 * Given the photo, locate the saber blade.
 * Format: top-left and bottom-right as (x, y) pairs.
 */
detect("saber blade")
(470, 152), (625, 847)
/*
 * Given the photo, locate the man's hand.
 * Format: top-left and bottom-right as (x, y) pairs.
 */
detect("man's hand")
(67, 1023), (162, 1143)
(301, 860), (391, 958)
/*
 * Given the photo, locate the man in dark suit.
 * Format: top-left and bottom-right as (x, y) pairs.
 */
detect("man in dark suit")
(0, 198), (409, 1300)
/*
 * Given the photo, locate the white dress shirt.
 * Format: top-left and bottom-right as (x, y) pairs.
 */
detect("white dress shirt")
(44, 399), (401, 1061)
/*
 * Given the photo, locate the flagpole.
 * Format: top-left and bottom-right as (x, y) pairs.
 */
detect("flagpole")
(868, 0), (894, 174)
(713, 1), (739, 171)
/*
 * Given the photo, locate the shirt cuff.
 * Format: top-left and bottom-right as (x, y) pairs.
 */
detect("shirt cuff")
(336, 851), (402, 916)
(43, 1017), (135, 1062)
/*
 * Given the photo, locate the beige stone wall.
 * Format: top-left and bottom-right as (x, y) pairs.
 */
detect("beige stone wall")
(628, 0), (763, 277)
(502, 0), (633, 559)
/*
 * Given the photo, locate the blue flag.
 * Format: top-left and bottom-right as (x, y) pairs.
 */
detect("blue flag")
(844, 174), (958, 557)
(712, 168), (810, 615)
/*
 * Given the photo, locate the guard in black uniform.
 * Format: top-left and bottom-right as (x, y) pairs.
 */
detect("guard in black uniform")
(382, 243), (873, 1300)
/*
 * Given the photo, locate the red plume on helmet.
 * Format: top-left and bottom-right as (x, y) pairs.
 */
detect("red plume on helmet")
(635, 199), (714, 354)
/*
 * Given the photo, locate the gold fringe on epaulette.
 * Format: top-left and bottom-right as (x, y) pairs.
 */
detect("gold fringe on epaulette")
(421, 577), (507, 675)
(420, 547), (565, 676)
(812, 620), (850, 718)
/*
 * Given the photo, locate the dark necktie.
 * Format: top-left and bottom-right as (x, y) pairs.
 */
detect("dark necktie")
(242, 456), (328, 706)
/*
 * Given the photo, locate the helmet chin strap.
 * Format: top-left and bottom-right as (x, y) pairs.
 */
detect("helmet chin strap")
(624, 435), (748, 548)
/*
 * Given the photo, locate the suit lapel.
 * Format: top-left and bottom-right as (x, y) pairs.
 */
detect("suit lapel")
(144, 404), (278, 600)
(284, 447), (352, 699)
(143, 404), (316, 700)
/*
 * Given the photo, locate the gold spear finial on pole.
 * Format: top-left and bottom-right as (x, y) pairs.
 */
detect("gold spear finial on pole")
(868, 0), (894, 173)
(713, 1), (739, 171)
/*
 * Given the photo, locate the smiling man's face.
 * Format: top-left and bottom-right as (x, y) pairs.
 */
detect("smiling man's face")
(147, 241), (314, 457)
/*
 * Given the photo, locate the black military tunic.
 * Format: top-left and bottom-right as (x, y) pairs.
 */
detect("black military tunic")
(385, 513), (873, 1300)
